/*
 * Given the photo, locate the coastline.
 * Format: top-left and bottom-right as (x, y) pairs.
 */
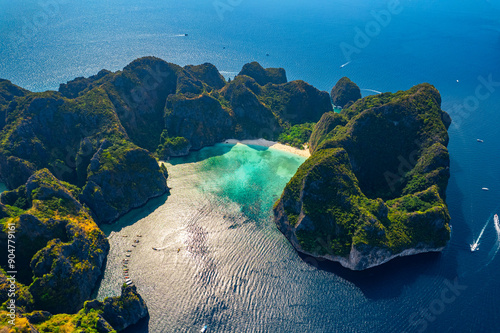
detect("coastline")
(223, 138), (311, 158)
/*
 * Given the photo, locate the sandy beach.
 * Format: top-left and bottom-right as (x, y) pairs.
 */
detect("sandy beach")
(223, 138), (311, 158)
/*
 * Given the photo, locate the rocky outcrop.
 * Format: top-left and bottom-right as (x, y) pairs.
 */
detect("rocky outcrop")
(0, 169), (109, 313)
(220, 76), (279, 139)
(330, 77), (361, 108)
(105, 57), (180, 152)
(308, 112), (347, 151)
(0, 79), (29, 131)
(260, 80), (333, 125)
(238, 62), (287, 86)
(58, 69), (111, 99)
(0, 156), (36, 190)
(165, 94), (234, 150)
(274, 83), (451, 270)
(84, 284), (149, 332)
(156, 132), (192, 159)
(80, 141), (169, 224)
(184, 63), (226, 90)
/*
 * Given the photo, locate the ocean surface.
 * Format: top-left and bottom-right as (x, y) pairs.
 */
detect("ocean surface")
(1, 0), (500, 332)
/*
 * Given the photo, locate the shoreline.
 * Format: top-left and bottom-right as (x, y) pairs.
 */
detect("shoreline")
(223, 139), (311, 158)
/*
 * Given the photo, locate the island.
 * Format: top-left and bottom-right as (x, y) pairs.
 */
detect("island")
(0, 57), (451, 331)
(274, 82), (452, 270)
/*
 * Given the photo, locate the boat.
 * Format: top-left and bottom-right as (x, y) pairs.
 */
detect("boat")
(184, 33), (188, 36)
(340, 61), (351, 68)
(482, 188), (489, 191)
(200, 325), (207, 332)
(495, 214), (499, 230)
(152, 247), (157, 251)
(477, 139), (484, 143)
(470, 242), (479, 252)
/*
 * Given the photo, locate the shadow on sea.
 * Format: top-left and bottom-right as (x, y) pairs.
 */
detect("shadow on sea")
(298, 168), (464, 301)
(166, 143), (234, 166)
(99, 192), (170, 236)
(121, 316), (150, 333)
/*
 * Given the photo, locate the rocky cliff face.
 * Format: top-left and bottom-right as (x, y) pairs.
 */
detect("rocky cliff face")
(330, 77), (361, 108)
(0, 79), (29, 131)
(164, 94), (234, 150)
(184, 63), (226, 90)
(80, 140), (169, 224)
(274, 83), (451, 270)
(0, 169), (109, 313)
(237, 62), (287, 86)
(83, 285), (149, 332)
(260, 80), (333, 125)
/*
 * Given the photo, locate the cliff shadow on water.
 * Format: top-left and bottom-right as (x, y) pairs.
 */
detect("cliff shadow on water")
(121, 316), (150, 333)
(297, 169), (463, 301)
(99, 192), (170, 236)
(166, 143), (234, 166)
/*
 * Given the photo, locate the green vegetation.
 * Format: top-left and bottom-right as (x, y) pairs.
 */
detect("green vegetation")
(0, 169), (109, 314)
(0, 58), (338, 329)
(275, 82), (452, 269)
(156, 130), (190, 159)
(330, 77), (361, 108)
(277, 123), (314, 149)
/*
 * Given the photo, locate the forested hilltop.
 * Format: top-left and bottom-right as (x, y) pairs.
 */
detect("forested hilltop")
(274, 79), (452, 270)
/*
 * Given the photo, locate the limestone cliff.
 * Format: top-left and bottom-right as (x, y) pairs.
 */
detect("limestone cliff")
(274, 83), (451, 270)
(330, 77), (361, 108)
(0, 169), (109, 313)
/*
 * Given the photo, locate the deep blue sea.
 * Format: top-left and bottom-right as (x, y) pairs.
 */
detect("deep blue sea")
(1, 0), (500, 332)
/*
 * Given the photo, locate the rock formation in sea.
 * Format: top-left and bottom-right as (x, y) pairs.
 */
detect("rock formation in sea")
(330, 76), (362, 108)
(274, 83), (452, 270)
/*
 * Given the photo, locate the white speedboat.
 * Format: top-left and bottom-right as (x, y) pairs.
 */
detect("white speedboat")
(470, 242), (479, 252)
(200, 325), (208, 332)
(482, 188), (489, 191)
(494, 214), (499, 232)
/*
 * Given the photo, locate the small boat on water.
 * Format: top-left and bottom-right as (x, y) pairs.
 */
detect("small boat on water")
(482, 188), (489, 191)
(200, 325), (207, 332)
(470, 243), (479, 252)
(477, 139), (484, 143)
(494, 214), (499, 230)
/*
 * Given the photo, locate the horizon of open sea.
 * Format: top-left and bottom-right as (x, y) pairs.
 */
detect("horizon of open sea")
(1, 0), (500, 332)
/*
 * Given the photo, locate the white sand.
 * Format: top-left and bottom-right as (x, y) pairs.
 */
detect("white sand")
(223, 138), (311, 158)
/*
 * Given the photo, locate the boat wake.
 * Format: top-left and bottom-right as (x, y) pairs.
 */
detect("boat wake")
(471, 215), (490, 252)
(340, 61), (351, 68)
(485, 214), (500, 266)
(361, 88), (382, 95)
